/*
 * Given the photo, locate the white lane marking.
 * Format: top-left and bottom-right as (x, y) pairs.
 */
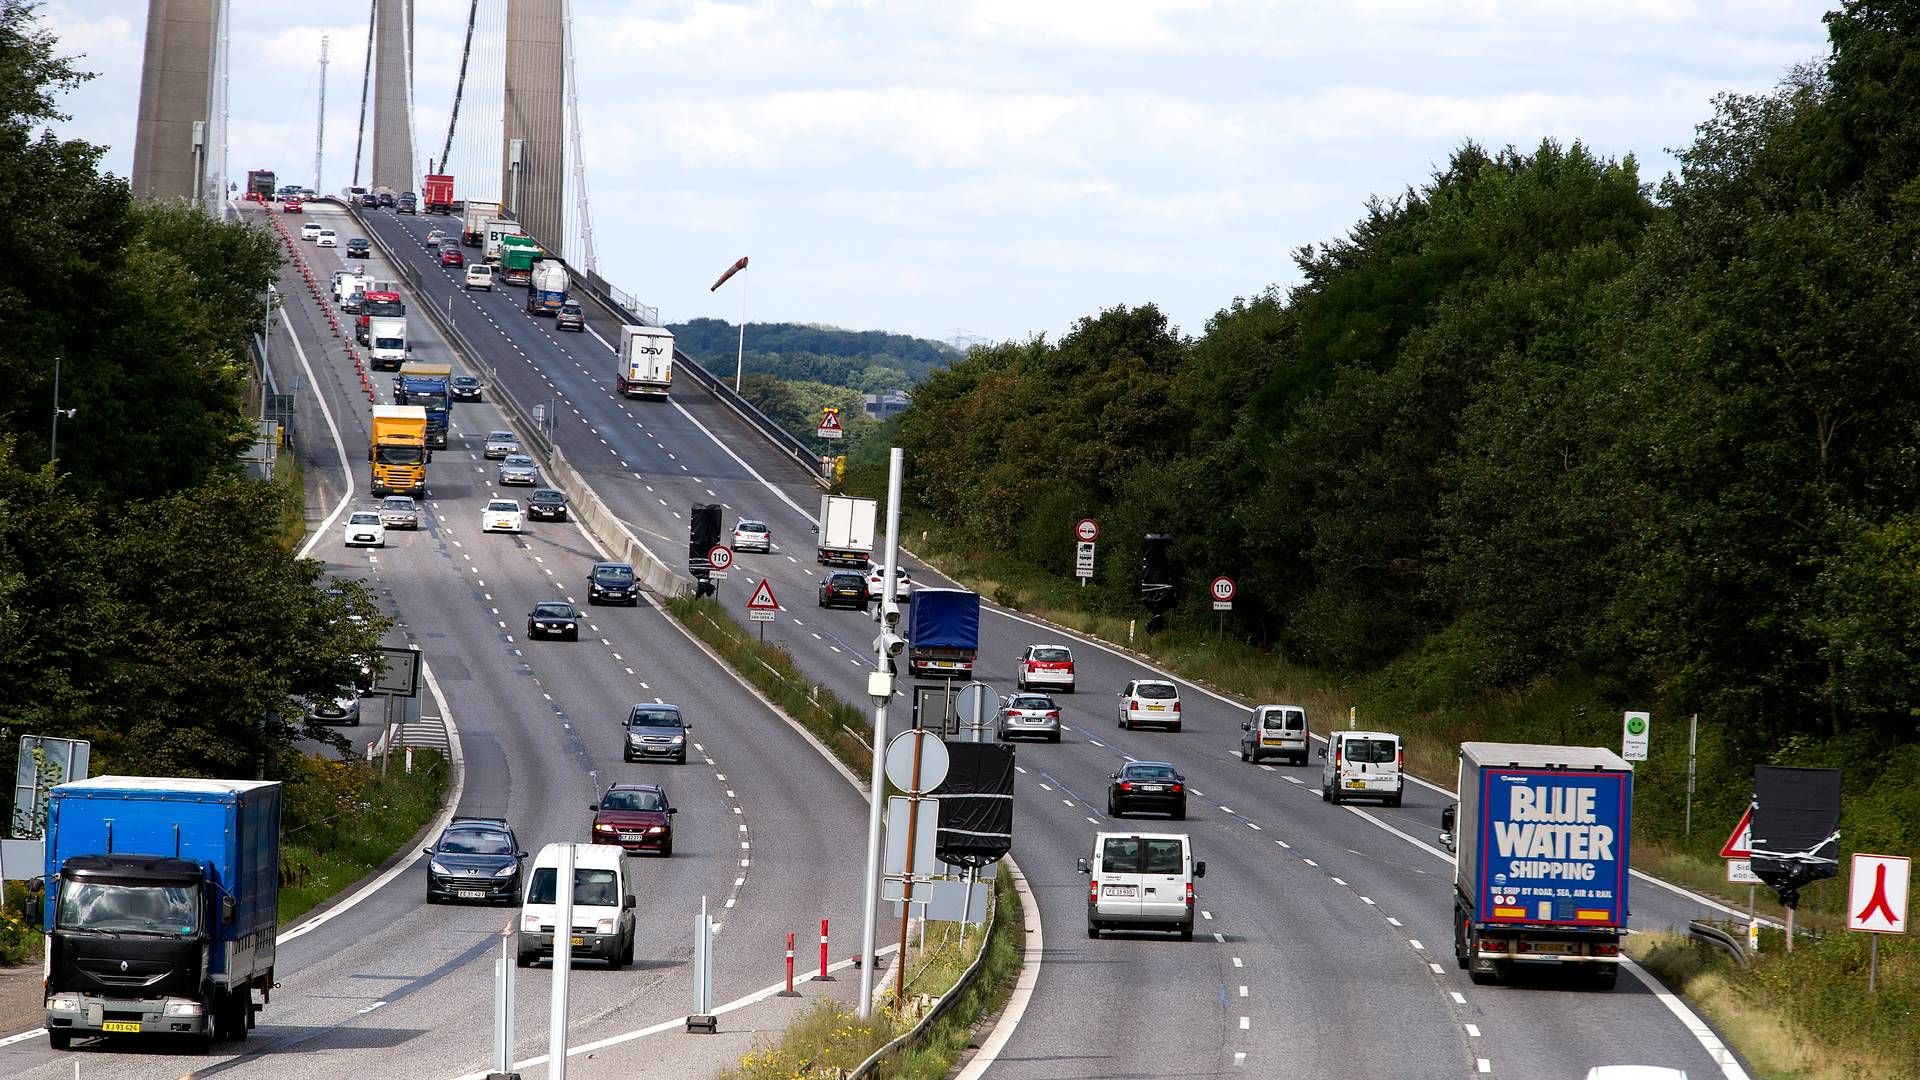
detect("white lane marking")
(1409, 940), (1424, 950)
(1626, 958), (1752, 1078)
(1465, 1024), (1480, 1038)
(1238, 985), (1247, 997)
(1274, 839), (1290, 849)
(1238, 1016), (1250, 1030)
(287, 304), (354, 560)
(1331, 877), (1346, 886)
(1450, 992), (1467, 1004)
(1386, 917), (1402, 927)
(1231, 957), (1242, 968)
(1201, 911), (1213, 921)
(1302, 858), (1317, 867)
(1429, 963), (1444, 974)
(954, 860), (1042, 1080)
(1477, 1060), (1491, 1074)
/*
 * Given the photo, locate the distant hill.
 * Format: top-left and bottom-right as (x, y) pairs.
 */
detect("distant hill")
(667, 318), (961, 394)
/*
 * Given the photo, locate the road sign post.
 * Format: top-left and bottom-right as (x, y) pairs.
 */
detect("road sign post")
(817, 406), (844, 441)
(746, 578), (779, 641)
(1210, 576), (1235, 635)
(1847, 853), (1910, 992)
(883, 727), (948, 1012)
(1073, 520), (1098, 587)
(706, 544), (733, 580)
(1622, 710), (1650, 762)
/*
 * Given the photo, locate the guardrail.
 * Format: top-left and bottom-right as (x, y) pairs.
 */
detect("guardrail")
(848, 878), (1000, 1078)
(1687, 920), (1750, 968)
(341, 201), (691, 600)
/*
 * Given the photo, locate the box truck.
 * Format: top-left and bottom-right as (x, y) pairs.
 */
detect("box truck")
(370, 404), (429, 495)
(462, 200), (500, 247)
(615, 325), (674, 399)
(422, 173), (454, 215)
(906, 588), (981, 680)
(816, 495), (876, 566)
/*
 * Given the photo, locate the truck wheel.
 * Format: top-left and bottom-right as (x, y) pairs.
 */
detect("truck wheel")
(1086, 923), (1100, 939)
(517, 950), (534, 968)
(226, 994), (251, 1042)
(608, 939), (627, 971)
(1468, 966), (1501, 986)
(622, 933), (636, 966)
(46, 1030), (69, 1050)
(1387, 792), (1403, 807)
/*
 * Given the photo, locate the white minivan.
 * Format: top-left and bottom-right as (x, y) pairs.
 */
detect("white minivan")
(1240, 704), (1309, 765)
(1319, 729), (1404, 806)
(1077, 831), (1205, 940)
(516, 843), (636, 968)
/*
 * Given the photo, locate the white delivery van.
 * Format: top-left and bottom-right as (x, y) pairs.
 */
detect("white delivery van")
(516, 843), (635, 968)
(1077, 831), (1205, 940)
(1240, 704), (1310, 765)
(1319, 729), (1404, 806)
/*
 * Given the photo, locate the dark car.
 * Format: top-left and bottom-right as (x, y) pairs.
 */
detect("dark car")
(397, 193), (417, 214)
(341, 290), (365, 315)
(527, 488), (569, 522)
(818, 571), (869, 610)
(450, 374), (484, 402)
(1108, 761), (1187, 819)
(360, 192), (379, 208)
(345, 237), (371, 259)
(377, 191), (395, 207)
(590, 783), (677, 856)
(623, 702), (689, 764)
(588, 561), (638, 606)
(527, 600), (580, 641)
(424, 818), (526, 904)
(439, 244), (465, 268)
(556, 302), (584, 332)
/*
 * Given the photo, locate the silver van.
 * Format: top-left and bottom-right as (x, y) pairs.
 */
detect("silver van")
(1240, 704), (1309, 765)
(1319, 729), (1404, 806)
(1077, 831), (1205, 940)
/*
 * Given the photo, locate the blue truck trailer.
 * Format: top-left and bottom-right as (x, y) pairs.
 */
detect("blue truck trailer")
(1440, 742), (1632, 989)
(41, 776), (282, 1051)
(905, 588), (980, 680)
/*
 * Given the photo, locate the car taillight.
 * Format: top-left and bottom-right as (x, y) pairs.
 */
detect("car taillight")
(1129, 699), (1140, 710)
(1119, 781), (1132, 791)
(1184, 883), (1194, 907)
(1046, 711), (1059, 719)
(1593, 943), (1620, 956)
(1173, 701), (1181, 713)
(1170, 784), (1183, 794)
(1398, 747), (1405, 769)
(1089, 879), (1100, 903)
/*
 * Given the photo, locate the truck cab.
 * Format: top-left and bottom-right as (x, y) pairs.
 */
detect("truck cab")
(45, 856), (218, 1048)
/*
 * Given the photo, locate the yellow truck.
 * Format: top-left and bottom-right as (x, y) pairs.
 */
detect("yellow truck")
(370, 405), (429, 496)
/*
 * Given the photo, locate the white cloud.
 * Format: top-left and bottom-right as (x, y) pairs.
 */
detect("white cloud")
(958, 0), (1215, 49)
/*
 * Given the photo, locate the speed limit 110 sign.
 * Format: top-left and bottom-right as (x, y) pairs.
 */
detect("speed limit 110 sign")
(1211, 576), (1235, 610)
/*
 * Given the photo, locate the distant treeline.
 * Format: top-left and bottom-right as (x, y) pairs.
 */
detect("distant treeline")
(668, 318), (958, 394)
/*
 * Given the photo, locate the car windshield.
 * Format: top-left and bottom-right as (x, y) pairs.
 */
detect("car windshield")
(374, 337), (404, 349)
(504, 456), (532, 467)
(534, 603), (574, 618)
(600, 789), (665, 811)
(455, 377), (478, 386)
(375, 446), (422, 465)
(533, 490), (564, 503)
(349, 513), (381, 524)
(57, 881), (199, 935)
(487, 501), (518, 512)
(1344, 738), (1398, 764)
(1124, 764), (1178, 781)
(1031, 647), (1071, 662)
(1143, 838), (1185, 874)
(1134, 683), (1177, 700)
(488, 432), (514, 442)
(629, 708), (681, 728)
(382, 498), (413, 510)
(596, 565), (635, 581)
(440, 829), (512, 855)
(1101, 837), (1141, 874)
(363, 299), (404, 317)
(525, 867), (619, 906)
(1009, 696), (1053, 710)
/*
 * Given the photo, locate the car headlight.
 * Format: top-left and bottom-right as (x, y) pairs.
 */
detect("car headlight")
(647, 826), (665, 834)
(594, 822), (616, 833)
(48, 994), (81, 1012)
(429, 860), (453, 876)
(495, 864), (518, 877)
(595, 918), (615, 934)
(163, 999), (204, 1017)
(670, 735), (684, 745)
(522, 914), (541, 931)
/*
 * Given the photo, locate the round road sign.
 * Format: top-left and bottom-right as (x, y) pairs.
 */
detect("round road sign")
(884, 729), (950, 794)
(1211, 576), (1237, 602)
(1075, 518), (1100, 543)
(707, 545), (735, 572)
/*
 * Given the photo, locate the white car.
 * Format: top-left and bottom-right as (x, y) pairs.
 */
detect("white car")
(425, 228), (447, 246)
(1118, 679), (1181, 732)
(316, 229), (338, 247)
(482, 499), (524, 534)
(866, 562), (912, 602)
(1016, 644), (1075, 693)
(464, 264), (494, 291)
(342, 510), (385, 548)
(300, 222), (323, 241)
(732, 519), (772, 553)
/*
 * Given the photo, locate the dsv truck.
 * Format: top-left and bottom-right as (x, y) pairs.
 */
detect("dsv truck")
(615, 325), (674, 398)
(1440, 742), (1632, 989)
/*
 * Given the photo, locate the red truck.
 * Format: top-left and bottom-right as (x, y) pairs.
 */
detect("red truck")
(355, 291), (405, 345)
(423, 174), (455, 216)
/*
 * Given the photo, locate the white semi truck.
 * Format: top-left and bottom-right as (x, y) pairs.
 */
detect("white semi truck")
(615, 325), (674, 399)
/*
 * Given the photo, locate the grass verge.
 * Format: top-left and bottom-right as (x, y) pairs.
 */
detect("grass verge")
(278, 750), (449, 922)
(1630, 929), (1919, 1079)
(721, 868), (1025, 1080)
(271, 440), (307, 552)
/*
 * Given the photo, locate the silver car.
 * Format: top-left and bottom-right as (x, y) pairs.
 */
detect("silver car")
(378, 495), (420, 529)
(483, 430), (519, 459)
(497, 454), (538, 486)
(309, 687), (361, 727)
(997, 693), (1062, 743)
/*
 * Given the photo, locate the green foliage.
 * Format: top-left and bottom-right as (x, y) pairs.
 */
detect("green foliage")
(670, 318), (958, 393)
(279, 752), (448, 922)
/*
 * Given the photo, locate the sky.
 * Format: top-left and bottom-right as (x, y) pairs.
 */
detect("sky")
(36, 1), (1835, 345)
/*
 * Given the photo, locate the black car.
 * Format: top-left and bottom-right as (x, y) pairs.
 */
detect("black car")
(1108, 761), (1187, 819)
(377, 192), (395, 207)
(624, 703), (689, 764)
(345, 237), (371, 259)
(527, 488), (569, 522)
(425, 818), (526, 904)
(360, 192), (379, 208)
(818, 571), (869, 610)
(450, 374), (484, 402)
(527, 600), (580, 640)
(397, 194), (417, 214)
(588, 561), (638, 606)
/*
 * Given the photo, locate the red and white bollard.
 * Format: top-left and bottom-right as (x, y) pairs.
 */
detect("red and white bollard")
(818, 919), (833, 981)
(778, 932), (799, 997)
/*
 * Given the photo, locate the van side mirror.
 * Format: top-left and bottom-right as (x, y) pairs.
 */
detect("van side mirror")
(1439, 805), (1457, 853)
(667, 808), (678, 815)
(1317, 746), (1327, 758)
(624, 895), (637, 909)
(422, 846), (433, 856)
(1076, 858), (1089, 875)
(1109, 773), (1120, 781)
(587, 803), (599, 811)
(1240, 721), (1250, 731)
(515, 851), (528, 860)
(1194, 861), (1207, 879)
(221, 896), (237, 922)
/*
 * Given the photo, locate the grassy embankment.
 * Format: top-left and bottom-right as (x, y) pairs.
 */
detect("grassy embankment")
(666, 595), (1026, 1078)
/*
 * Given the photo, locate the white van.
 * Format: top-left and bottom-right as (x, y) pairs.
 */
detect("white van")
(1077, 831), (1205, 940)
(1319, 729), (1404, 806)
(1240, 704), (1309, 765)
(516, 843), (636, 968)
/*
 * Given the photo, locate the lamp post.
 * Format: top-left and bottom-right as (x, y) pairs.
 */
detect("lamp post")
(49, 358), (76, 465)
(709, 256), (749, 392)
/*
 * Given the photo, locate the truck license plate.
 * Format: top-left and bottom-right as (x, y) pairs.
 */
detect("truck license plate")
(1529, 942), (1572, 954)
(570, 936), (585, 947)
(102, 1022), (140, 1033)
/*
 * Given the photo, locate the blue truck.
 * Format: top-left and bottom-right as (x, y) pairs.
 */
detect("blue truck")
(905, 588), (980, 680)
(393, 361), (452, 448)
(1440, 742), (1632, 990)
(41, 776), (282, 1051)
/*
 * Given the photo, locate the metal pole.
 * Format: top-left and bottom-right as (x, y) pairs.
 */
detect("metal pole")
(895, 736), (927, 1011)
(1869, 935), (1879, 992)
(548, 842), (574, 1080)
(857, 446), (905, 1019)
(1784, 905), (1795, 954)
(1685, 713), (1698, 839)
(48, 357), (62, 464)
(734, 270), (747, 393)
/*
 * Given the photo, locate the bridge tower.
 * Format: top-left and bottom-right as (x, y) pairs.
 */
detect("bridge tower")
(370, 0), (417, 193)
(132, 0), (230, 213)
(503, 0), (567, 255)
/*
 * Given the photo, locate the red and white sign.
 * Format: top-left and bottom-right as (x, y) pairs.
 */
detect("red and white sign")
(817, 407), (844, 440)
(1075, 518), (1099, 543)
(1848, 853), (1910, 934)
(1211, 576), (1235, 611)
(1719, 807), (1753, 858)
(746, 577), (779, 622)
(707, 545), (734, 576)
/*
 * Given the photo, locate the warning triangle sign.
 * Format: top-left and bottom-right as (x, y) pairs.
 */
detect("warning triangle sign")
(746, 578), (780, 610)
(1720, 806), (1754, 858)
(817, 408), (842, 434)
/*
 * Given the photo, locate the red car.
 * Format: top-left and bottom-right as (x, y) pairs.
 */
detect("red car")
(589, 783), (676, 856)
(283, 198), (303, 213)
(439, 245), (465, 268)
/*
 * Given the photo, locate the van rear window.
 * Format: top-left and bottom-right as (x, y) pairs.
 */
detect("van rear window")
(1263, 709), (1304, 730)
(1143, 839), (1184, 874)
(1101, 837), (1140, 874)
(1345, 738), (1397, 764)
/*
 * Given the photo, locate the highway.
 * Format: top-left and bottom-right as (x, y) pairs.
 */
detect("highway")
(0, 201), (873, 1079)
(352, 200), (1755, 1079)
